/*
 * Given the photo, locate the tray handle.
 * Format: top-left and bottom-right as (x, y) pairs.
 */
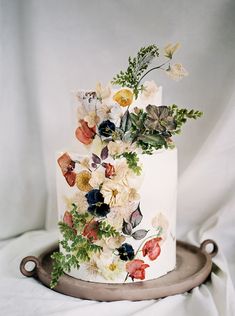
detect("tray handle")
(20, 256), (40, 277)
(200, 239), (218, 258)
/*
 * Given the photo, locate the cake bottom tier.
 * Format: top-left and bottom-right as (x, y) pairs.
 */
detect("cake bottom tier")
(56, 148), (177, 283)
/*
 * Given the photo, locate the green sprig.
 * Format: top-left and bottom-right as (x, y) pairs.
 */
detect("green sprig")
(50, 251), (80, 289)
(170, 104), (203, 134)
(120, 152), (142, 175)
(112, 45), (159, 98)
(97, 220), (120, 239)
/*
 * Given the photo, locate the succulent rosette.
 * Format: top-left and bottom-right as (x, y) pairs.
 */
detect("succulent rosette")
(51, 43), (203, 288)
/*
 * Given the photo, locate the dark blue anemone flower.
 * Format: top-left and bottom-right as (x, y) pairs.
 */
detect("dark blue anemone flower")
(117, 243), (135, 261)
(88, 203), (110, 217)
(86, 189), (104, 205)
(98, 120), (116, 137)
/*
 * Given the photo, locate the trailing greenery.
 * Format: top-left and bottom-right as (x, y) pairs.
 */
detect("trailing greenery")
(50, 251), (80, 289)
(120, 151), (142, 175)
(170, 104), (203, 134)
(112, 45), (159, 98)
(97, 220), (120, 239)
(50, 203), (121, 288)
(50, 221), (103, 288)
(70, 204), (91, 231)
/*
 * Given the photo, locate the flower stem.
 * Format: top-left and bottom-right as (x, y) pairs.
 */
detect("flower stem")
(137, 60), (170, 86)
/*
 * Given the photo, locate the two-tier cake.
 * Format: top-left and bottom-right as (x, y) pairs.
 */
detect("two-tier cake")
(51, 43), (202, 288)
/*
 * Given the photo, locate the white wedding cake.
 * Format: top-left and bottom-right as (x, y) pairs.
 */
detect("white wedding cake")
(51, 43), (201, 288)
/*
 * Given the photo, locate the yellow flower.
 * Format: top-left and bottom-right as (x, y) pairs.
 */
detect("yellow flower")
(76, 170), (93, 192)
(113, 89), (133, 107)
(164, 43), (180, 59)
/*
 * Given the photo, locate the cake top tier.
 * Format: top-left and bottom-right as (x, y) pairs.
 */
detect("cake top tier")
(72, 43), (202, 174)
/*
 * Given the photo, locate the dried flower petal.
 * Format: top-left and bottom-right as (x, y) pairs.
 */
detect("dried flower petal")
(142, 237), (162, 261)
(76, 170), (93, 192)
(126, 259), (149, 280)
(166, 63), (188, 81)
(82, 220), (99, 241)
(164, 43), (180, 59)
(113, 89), (133, 107)
(57, 153), (75, 175)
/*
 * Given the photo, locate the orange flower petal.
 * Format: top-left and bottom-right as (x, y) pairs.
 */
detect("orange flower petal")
(75, 127), (93, 145)
(57, 152), (75, 175)
(64, 171), (76, 187)
(80, 120), (96, 138)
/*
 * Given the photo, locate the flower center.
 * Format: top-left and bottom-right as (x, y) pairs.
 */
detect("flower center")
(112, 189), (118, 197)
(108, 263), (117, 271)
(82, 177), (89, 185)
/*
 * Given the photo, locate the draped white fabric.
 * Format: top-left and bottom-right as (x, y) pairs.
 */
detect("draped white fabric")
(1, 0), (235, 315)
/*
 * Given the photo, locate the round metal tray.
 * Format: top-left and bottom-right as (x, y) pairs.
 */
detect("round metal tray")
(20, 239), (218, 301)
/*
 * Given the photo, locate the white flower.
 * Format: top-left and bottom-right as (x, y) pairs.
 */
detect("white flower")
(122, 141), (136, 152)
(97, 103), (122, 125)
(89, 169), (106, 188)
(113, 159), (142, 190)
(79, 157), (90, 170)
(97, 104), (111, 120)
(141, 81), (159, 99)
(108, 103), (123, 125)
(96, 256), (125, 281)
(92, 238), (125, 280)
(101, 179), (129, 207)
(113, 160), (130, 184)
(106, 235), (126, 249)
(152, 212), (169, 239)
(85, 259), (99, 276)
(128, 188), (140, 202)
(76, 90), (103, 124)
(64, 191), (88, 213)
(90, 136), (104, 155)
(76, 104), (87, 122)
(164, 43), (180, 59)
(76, 90), (98, 108)
(166, 63), (188, 81)
(108, 141), (124, 156)
(96, 82), (111, 100)
(106, 205), (133, 230)
(84, 111), (100, 128)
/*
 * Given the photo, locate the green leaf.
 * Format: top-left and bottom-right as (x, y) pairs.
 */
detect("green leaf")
(138, 133), (166, 146)
(120, 110), (132, 133)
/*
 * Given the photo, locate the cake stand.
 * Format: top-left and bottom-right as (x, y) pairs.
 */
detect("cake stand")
(20, 239), (218, 301)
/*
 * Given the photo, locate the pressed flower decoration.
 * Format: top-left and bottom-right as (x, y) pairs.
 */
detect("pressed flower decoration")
(50, 43), (203, 288)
